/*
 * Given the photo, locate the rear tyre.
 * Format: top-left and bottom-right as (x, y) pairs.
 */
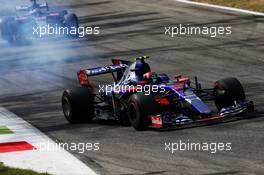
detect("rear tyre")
(62, 87), (94, 123)
(64, 13), (79, 38)
(128, 93), (160, 130)
(214, 77), (245, 111)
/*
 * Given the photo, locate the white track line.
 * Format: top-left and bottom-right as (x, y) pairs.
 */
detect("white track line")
(173, 0), (264, 16)
(0, 107), (97, 175)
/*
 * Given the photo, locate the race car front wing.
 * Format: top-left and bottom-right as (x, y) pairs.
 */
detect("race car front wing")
(149, 100), (254, 129)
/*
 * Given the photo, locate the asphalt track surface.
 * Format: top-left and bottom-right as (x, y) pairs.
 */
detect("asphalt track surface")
(0, 0), (264, 174)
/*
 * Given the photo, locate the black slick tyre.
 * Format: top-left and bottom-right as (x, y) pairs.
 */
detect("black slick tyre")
(214, 77), (245, 111)
(128, 93), (160, 130)
(64, 13), (79, 38)
(62, 87), (94, 123)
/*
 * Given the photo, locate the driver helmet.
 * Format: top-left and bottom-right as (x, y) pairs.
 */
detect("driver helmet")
(131, 59), (151, 81)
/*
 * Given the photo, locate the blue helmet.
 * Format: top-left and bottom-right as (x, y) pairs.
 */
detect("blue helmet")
(129, 59), (151, 81)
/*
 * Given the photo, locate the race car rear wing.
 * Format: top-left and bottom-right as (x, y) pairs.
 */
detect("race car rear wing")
(82, 64), (128, 77)
(77, 59), (131, 86)
(15, 3), (48, 11)
(80, 58), (131, 77)
(16, 5), (31, 11)
(77, 56), (150, 85)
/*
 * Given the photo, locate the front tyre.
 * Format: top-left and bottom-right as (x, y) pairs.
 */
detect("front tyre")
(6, 20), (26, 45)
(214, 77), (245, 111)
(62, 87), (94, 123)
(128, 93), (160, 130)
(0, 18), (22, 44)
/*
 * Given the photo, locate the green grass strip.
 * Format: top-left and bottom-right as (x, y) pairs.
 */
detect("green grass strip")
(193, 0), (264, 13)
(0, 126), (13, 135)
(0, 162), (51, 175)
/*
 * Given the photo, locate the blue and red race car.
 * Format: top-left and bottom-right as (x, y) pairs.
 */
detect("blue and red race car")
(61, 56), (254, 130)
(0, 0), (79, 44)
